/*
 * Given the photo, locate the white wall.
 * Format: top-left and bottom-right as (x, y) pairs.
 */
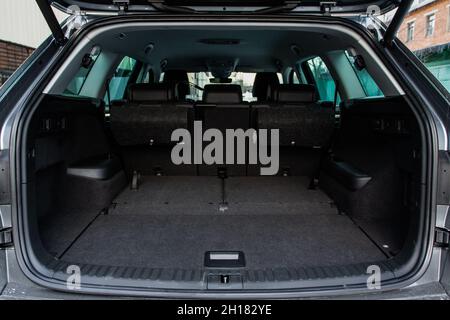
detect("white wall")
(0, 0), (67, 48)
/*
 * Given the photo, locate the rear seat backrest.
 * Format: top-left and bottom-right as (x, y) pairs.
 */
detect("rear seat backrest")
(110, 83), (192, 147)
(162, 70), (191, 100)
(252, 72), (280, 102)
(197, 84), (251, 175)
(256, 84), (334, 148)
(202, 84), (243, 104)
(199, 85), (249, 130)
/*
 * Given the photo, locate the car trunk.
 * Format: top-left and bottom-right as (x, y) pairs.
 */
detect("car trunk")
(23, 90), (420, 290)
(15, 3), (429, 292)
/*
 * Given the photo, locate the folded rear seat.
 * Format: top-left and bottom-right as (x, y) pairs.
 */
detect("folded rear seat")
(252, 84), (335, 176)
(110, 83), (195, 176)
(196, 84), (251, 176)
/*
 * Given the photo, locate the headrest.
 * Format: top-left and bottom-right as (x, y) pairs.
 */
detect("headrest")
(163, 70), (190, 99)
(252, 72), (280, 101)
(203, 84), (243, 104)
(127, 83), (173, 102)
(274, 84), (317, 103)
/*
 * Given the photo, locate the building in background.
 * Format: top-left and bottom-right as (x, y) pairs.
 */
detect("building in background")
(396, 0), (450, 90)
(0, 0), (66, 86)
(0, 41), (34, 85)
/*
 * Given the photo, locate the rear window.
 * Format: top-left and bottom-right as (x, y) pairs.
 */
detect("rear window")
(345, 51), (384, 98)
(160, 72), (283, 102)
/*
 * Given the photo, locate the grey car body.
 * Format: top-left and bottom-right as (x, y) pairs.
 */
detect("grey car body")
(0, 0), (449, 299)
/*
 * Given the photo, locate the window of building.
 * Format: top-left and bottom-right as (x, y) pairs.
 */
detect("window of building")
(425, 13), (436, 37)
(447, 6), (450, 32)
(406, 21), (415, 42)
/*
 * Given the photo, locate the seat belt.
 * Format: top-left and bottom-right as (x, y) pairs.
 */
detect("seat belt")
(105, 78), (112, 120)
(333, 82), (341, 129)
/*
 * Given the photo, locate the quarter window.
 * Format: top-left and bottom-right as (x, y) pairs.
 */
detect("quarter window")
(107, 56), (137, 101)
(305, 56), (338, 102)
(64, 46), (101, 96)
(345, 52), (384, 98)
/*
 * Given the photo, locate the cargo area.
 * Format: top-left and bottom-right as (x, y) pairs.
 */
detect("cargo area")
(18, 24), (425, 290)
(27, 91), (418, 278)
(41, 176), (388, 270)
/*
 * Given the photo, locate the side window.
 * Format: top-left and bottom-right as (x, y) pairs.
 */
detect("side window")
(136, 67), (154, 84)
(290, 67), (308, 84)
(290, 69), (300, 84)
(305, 56), (338, 102)
(345, 51), (384, 98)
(108, 56), (137, 101)
(64, 46), (101, 96)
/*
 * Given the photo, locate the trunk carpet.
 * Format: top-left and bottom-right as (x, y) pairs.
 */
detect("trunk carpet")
(58, 176), (386, 269)
(62, 214), (385, 269)
(109, 176), (336, 215)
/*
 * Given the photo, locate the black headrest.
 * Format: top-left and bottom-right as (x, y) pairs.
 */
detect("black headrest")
(203, 84), (243, 104)
(127, 83), (173, 102)
(162, 70), (190, 99)
(274, 84), (317, 103)
(252, 72), (280, 101)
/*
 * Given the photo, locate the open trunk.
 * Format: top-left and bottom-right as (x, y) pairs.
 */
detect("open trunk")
(15, 17), (428, 295)
(24, 91), (421, 291)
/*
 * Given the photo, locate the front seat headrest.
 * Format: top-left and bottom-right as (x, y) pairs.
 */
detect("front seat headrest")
(203, 84), (243, 104)
(252, 72), (280, 101)
(127, 83), (173, 102)
(274, 84), (317, 103)
(162, 70), (190, 99)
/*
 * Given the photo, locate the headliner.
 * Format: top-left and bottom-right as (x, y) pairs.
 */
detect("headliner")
(93, 26), (355, 73)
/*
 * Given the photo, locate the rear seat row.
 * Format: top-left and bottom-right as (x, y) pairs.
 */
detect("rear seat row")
(109, 75), (335, 176)
(110, 83), (335, 147)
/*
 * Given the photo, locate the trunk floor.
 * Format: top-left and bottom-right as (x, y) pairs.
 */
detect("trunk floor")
(60, 176), (386, 269)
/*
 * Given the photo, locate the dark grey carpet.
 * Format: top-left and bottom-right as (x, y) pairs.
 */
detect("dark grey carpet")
(111, 176), (336, 215)
(111, 176), (222, 215)
(62, 214), (385, 269)
(53, 176), (385, 269)
(40, 209), (100, 257)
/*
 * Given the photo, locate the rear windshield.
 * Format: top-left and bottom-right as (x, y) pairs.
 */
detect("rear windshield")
(160, 72), (283, 102)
